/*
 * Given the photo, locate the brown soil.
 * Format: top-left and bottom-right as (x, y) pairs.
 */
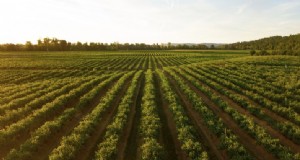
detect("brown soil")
(225, 87), (291, 123)
(157, 57), (167, 67)
(73, 77), (133, 160)
(18, 77), (120, 160)
(144, 56), (149, 70)
(193, 67), (297, 126)
(165, 72), (228, 160)
(116, 74), (144, 160)
(154, 57), (163, 69)
(0, 82), (81, 129)
(0, 89), (85, 159)
(165, 71), (277, 160)
(123, 74), (144, 160)
(154, 72), (188, 160)
(189, 68), (300, 148)
(127, 58), (139, 70)
(136, 57), (144, 70)
(150, 56), (155, 70)
(188, 72), (300, 153)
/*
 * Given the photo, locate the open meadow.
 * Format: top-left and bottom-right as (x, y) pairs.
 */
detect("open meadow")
(0, 50), (299, 160)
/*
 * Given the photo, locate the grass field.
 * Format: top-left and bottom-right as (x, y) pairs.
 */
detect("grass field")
(0, 50), (299, 160)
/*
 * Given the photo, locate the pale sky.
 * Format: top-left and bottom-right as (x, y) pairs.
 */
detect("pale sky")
(1, 0), (300, 44)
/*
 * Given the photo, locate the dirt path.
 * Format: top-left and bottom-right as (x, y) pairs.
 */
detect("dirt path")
(165, 73), (228, 160)
(154, 72), (188, 160)
(133, 58), (143, 70)
(227, 89), (290, 123)
(137, 57), (144, 70)
(123, 75), (144, 160)
(0, 80), (96, 158)
(150, 56), (156, 70)
(186, 68), (300, 151)
(166, 72), (277, 160)
(116, 74), (143, 160)
(191, 67), (296, 126)
(26, 78), (120, 160)
(188, 72), (300, 153)
(73, 77), (133, 160)
(146, 56), (150, 70)
(154, 57), (163, 69)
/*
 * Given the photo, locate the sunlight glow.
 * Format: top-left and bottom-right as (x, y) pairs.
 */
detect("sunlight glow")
(0, 0), (300, 44)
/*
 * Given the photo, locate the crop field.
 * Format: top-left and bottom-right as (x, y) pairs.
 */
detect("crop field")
(0, 50), (299, 160)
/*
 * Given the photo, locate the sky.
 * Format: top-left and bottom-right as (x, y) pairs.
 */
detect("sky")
(0, 0), (300, 44)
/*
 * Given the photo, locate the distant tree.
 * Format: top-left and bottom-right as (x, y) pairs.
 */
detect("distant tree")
(5, 44), (17, 51)
(43, 38), (51, 51)
(250, 50), (256, 56)
(1, 34), (299, 53)
(37, 39), (43, 50)
(198, 44), (208, 49)
(167, 42), (172, 49)
(25, 41), (33, 51)
(50, 38), (59, 51)
(76, 41), (82, 51)
(59, 40), (68, 51)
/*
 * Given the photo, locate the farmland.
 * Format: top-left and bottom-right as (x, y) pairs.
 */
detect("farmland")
(0, 50), (299, 160)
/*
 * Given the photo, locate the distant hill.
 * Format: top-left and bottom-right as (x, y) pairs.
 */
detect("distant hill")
(224, 34), (300, 50)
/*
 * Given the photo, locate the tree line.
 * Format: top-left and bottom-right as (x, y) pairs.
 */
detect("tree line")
(222, 34), (300, 56)
(0, 38), (209, 51)
(1, 34), (300, 56)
